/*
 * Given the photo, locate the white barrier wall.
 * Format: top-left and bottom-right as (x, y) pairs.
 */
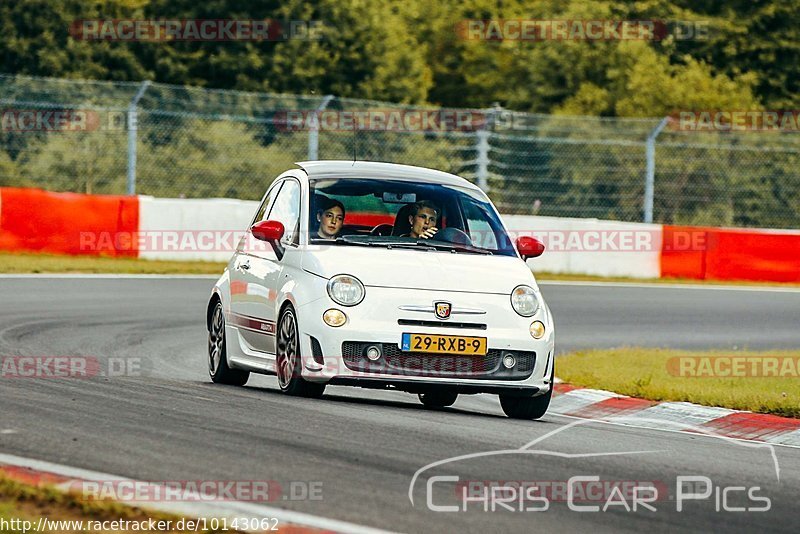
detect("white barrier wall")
(503, 214), (663, 279)
(138, 197), (663, 278)
(138, 196), (259, 262)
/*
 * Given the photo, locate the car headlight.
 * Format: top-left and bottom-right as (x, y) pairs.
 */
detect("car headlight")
(327, 274), (365, 306)
(511, 285), (540, 317)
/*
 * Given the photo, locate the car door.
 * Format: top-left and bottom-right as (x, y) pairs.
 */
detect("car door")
(229, 180), (284, 354)
(241, 178), (302, 356)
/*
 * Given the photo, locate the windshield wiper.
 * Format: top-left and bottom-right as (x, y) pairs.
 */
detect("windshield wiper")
(427, 242), (493, 255)
(310, 237), (370, 247)
(387, 241), (437, 252)
(334, 235), (439, 251)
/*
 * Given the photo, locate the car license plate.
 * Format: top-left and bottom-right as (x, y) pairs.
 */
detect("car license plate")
(401, 333), (487, 355)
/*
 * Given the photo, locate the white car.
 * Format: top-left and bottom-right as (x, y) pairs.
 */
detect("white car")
(206, 161), (555, 419)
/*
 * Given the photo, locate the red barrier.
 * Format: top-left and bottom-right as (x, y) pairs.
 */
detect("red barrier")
(0, 188), (139, 257)
(342, 212), (394, 228)
(662, 225), (800, 282)
(706, 229), (800, 282)
(660, 226), (708, 279)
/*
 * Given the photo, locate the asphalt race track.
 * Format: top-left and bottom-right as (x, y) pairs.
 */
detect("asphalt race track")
(2, 276), (799, 532)
(541, 280), (800, 351)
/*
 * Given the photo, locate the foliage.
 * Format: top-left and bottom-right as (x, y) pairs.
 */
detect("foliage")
(1, 0), (797, 113)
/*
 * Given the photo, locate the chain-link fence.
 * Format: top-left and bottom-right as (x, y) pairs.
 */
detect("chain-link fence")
(2, 73), (799, 229)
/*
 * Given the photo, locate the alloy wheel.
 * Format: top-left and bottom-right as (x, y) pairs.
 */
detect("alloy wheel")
(277, 310), (298, 389)
(208, 304), (225, 375)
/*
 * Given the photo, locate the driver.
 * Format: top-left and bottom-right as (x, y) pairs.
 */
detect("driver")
(405, 200), (439, 239)
(316, 197), (345, 239)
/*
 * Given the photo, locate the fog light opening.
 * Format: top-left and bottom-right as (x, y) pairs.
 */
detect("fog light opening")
(502, 353), (517, 369)
(366, 345), (382, 361)
(530, 320), (545, 339)
(323, 309), (347, 327)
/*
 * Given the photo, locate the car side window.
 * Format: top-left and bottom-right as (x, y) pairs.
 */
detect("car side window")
(464, 200), (498, 250)
(253, 181), (284, 225)
(266, 179), (301, 245)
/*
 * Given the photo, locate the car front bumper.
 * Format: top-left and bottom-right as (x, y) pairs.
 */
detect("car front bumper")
(296, 284), (555, 396)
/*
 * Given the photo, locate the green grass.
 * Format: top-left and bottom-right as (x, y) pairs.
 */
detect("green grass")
(0, 251), (226, 274)
(1, 252), (799, 288)
(557, 348), (800, 418)
(0, 474), (236, 532)
(0, 252), (800, 294)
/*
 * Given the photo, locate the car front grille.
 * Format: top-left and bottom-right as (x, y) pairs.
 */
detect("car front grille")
(397, 319), (487, 330)
(341, 342), (535, 380)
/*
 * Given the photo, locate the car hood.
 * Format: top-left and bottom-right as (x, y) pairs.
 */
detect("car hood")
(301, 246), (536, 294)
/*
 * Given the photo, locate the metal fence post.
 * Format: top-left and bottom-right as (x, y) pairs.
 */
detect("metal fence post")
(475, 130), (489, 191)
(308, 94), (334, 161)
(475, 105), (501, 193)
(644, 116), (669, 223)
(126, 80), (151, 195)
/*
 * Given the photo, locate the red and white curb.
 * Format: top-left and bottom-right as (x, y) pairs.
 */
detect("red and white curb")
(550, 383), (800, 448)
(0, 452), (393, 534)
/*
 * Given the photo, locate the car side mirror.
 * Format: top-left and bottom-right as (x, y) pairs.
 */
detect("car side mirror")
(250, 220), (286, 259)
(251, 220), (285, 242)
(516, 236), (545, 259)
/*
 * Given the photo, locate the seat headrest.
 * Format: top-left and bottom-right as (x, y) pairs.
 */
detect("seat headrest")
(391, 204), (415, 236)
(312, 194), (330, 214)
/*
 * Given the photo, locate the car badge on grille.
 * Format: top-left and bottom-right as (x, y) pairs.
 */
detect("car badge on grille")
(434, 301), (452, 320)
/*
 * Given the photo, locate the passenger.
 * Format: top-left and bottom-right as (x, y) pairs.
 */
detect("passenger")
(406, 200), (439, 239)
(316, 197), (345, 239)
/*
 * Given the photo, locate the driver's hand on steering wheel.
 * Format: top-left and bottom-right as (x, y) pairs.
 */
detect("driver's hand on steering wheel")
(419, 227), (438, 239)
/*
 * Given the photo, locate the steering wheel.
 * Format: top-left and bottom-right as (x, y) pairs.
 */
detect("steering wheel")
(433, 227), (473, 246)
(370, 223), (394, 236)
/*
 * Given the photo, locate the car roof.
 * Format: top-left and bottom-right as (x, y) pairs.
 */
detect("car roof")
(294, 160), (480, 190)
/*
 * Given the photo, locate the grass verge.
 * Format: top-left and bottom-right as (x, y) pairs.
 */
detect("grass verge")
(557, 348), (800, 418)
(2, 252), (799, 287)
(0, 252), (226, 274)
(0, 472), (234, 533)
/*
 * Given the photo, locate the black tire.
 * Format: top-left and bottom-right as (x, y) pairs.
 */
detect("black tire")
(418, 391), (458, 408)
(499, 392), (551, 420)
(499, 362), (554, 420)
(276, 306), (326, 398)
(208, 301), (249, 386)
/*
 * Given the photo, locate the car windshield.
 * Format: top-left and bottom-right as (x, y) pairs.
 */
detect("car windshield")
(308, 177), (516, 256)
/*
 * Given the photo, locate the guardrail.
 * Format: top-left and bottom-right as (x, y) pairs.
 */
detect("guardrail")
(2, 187), (798, 282)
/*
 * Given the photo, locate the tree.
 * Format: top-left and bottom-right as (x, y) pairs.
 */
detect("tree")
(264, 0), (432, 103)
(669, 0), (800, 109)
(0, 0), (151, 81)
